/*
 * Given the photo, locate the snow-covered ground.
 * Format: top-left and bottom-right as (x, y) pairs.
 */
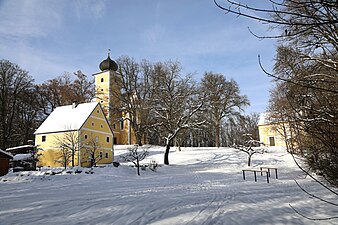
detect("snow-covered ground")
(0, 146), (337, 225)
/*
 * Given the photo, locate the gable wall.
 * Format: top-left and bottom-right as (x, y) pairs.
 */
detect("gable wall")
(80, 104), (113, 167)
(258, 123), (287, 147)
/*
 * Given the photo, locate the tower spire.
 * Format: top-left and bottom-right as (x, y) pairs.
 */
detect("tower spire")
(99, 49), (118, 71)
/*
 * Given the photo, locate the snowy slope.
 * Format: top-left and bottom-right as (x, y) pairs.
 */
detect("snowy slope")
(0, 147), (337, 225)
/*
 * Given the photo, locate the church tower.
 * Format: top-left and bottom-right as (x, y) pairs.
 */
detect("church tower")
(93, 52), (122, 144)
(93, 52), (135, 145)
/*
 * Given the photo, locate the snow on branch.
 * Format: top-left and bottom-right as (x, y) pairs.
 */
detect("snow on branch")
(289, 153), (338, 220)
(120, 145), (149, 176)
(233, 134), (265, 166)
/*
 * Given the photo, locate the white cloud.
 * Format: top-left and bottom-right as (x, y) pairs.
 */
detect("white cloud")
(74, 0), (107, 19)
(0, 0), (63, 39)
(0, 38), (75, 83)
(141, 24), (166, 45)
(135, 8), (277, 63)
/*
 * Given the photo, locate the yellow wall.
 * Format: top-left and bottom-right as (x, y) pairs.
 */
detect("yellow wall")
(35, 104), (114, 168)
(80, 104), (114, 167)
(258, 123), (288, 147)
(35, 131), (80, 168)
(94, 70), (141, 145)
(94, 71), (111, 116)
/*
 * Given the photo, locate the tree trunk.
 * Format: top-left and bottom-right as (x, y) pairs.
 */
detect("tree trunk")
(64, 157), (67, 169)
(72, 152), (75, 167)
(136, 156), (140, 176)
(90, 154), (94, 167)
(215, 121), (220, 148)
(175, 138), (181, 151)
(248, 154), (252, 166)
(137, 132), (143, 146)
(164, 144), (170, 165)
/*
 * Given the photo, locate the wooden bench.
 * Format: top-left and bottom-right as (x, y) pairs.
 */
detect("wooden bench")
(259, 167), (278, 179)
(242, 169), (270, 183)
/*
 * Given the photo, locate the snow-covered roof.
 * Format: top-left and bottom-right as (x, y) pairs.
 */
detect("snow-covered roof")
(13, 153), (33, 161)
(258, 113), (270, 125)
(0, 149), (13, 158)
(6, 145), (34, 151)
(34, 102), (99, 135)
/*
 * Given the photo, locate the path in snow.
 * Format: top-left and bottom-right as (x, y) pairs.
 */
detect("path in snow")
(0, 147), (337, 225)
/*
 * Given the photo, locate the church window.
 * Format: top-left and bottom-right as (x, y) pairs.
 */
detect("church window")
(101, 78), (104, 82)
(99, 151), (103, 159)
(42, 136), (46, 142)
(105, 152), (109, 158)
(106, 136), (110, 142)
(120, 119), (124, 130)
(84, 134), (88, 139)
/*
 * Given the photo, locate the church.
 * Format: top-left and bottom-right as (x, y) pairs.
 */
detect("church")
(34, 54), (137, 168)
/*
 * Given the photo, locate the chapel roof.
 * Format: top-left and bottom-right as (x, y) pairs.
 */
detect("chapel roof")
(258, 113), (270, 126)
(34, 102), (99, 135)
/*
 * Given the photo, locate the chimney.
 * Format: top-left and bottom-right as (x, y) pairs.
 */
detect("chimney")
(72, 101), (78, 109)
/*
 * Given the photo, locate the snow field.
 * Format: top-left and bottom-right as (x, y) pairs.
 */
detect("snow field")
(0, 146), (337, 225)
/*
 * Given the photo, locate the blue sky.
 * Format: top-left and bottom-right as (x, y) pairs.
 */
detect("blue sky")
(0, 0), (278, 114)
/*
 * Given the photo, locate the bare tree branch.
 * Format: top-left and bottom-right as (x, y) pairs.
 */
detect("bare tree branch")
(289, 204), (338, 221)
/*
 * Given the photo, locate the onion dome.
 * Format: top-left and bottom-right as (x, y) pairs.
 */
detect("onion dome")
(99, 53), (118, 72)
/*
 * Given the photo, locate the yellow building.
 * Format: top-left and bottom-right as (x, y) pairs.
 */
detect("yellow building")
(93, 53), (137, 145)
(34, 102), (114, 168)
(258, 113), (289, 147)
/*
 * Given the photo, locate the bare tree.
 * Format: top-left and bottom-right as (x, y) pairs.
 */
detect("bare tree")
(84, 134), (102, 167)
(72, 70), (95, 103)
(269, 45), (338, 183)
(234, 134), (265, 166)
(267, 82), (299, 153)
(150, 61), (204, 165)
(36, 71), (94, 116)
(120, 145), (149, 176)
(0, 60), (36, 149)
(214, 0), (338, 220)
(289, 153), (338, 221)
(114, 56), (154, 146)
(54, 129), (80, 167)
(55, 146), (72, 169)
(36, 73), (74, 116)
(223, 113), (260, 147)
(214, 1), (337, 45)
(200, 72), (249, 147)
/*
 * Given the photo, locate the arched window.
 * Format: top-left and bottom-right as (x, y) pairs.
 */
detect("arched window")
(120, 118), (124, 130)
(101, 78), (104, 82)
